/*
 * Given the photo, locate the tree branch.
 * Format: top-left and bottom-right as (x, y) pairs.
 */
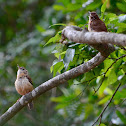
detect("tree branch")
(61, 26), (126, 47)
(61, 26), (116, 57)
(0, 52), (108, 126)
(0, 25), (117, 125)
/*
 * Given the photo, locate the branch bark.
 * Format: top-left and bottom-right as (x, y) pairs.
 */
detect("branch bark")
(0, 25), (118, 125)
(61, 26), (126, 46)
(0, 52), (108, 125)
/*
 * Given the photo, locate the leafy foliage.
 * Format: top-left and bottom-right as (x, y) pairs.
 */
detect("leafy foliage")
(0, 0), (126, 126)
(47, 0), (126, 126)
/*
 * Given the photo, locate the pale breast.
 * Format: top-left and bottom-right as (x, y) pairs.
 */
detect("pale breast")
(15, 77), (33, 95)
(88, 21), (91, 32)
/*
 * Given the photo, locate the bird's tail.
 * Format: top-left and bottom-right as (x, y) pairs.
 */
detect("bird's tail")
(28, 101), (34, 110)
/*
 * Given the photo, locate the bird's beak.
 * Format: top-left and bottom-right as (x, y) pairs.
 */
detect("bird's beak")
(88, 11), (91, 15)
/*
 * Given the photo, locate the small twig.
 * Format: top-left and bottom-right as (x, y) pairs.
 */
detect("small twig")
(93, 74), (105, 95)
(94, 54), (126, 94)
(63, 82), (89, 104)
(74, 75), (98, 85)
(92, 83), (121, 126)
(93, 87), (96, 93)
(115, 98), (126, 109)
(98, 116), (102, 126)
(105, 54), (126, 73)
(107, 57), (117, 60)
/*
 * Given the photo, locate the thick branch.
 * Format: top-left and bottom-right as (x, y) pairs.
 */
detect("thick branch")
(0, 52), (107, 126)
(61, 26), (126, 46)
(0, 25), (117, 125)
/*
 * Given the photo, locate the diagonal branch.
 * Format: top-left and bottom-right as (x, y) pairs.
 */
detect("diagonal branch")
(0, 52), (108, 126)
(0, 25), (116, 125)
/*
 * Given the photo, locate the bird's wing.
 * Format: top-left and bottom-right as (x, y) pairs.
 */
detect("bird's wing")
(91, 20), (107, 32)
(26, 75), (33, 85)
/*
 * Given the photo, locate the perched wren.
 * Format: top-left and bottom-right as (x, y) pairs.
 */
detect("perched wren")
(15, 65), (34, 110)
(88, 11), (107, 32)
(88, 11), (108, 51)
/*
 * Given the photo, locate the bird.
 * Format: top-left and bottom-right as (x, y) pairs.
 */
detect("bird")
(15, 65), (34, 110)
(88, 11), (107, 32)
(88, 11), (109, 51)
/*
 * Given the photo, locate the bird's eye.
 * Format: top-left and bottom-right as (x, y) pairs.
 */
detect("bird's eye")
(91, 16), (94, 19)
(21, 67), (25, 70)
(94, 16), (97, 19)
(91, 16), (96, 20)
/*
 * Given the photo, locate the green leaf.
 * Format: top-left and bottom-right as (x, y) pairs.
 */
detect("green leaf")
(49, 23), (66, 28)
(103, 59), (113, 72)
(114, 89), (126, 99)
(86, 1), (101, 11)
(85, 104), (93, 119)
(123, 56), (126, 62)
(36, 25), (45, 32)
(55, 103), (68, 109)
(54, 51), (66, 59)
(55, 43), (65, 53)
(106, 69), (117, 85)
(115, 22), (126, 28)
(57, 0), (69, 6)
(116, 2), (126, 13)
(119, 74), (126, 85)
(99, 124), (106, 126)
(116, 110), (126, 124)
(44, 31), (62, 46)
(51, 96), (65, 102)
(98, 95), (111, 105)
(122, 63), (126, 73)
(76, 104), (84, 116)
(51, 61), (64, 77)
(98, 78), (108, 96)
(63, 48), (75, 69)
(66, 3), (81, 11)
(105, 13), (117, 24)
(81, 71), (95, 82)
(101, 0), (108, 18)
(51, 92), (77, 109)
(105, 88), (113, 95)
(101, 0), (108, 13)
(53, 5), (65, 11)
(54, 3), (82, 12)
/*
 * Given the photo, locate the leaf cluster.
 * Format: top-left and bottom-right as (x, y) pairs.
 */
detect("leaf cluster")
(45, 0), (126, 125)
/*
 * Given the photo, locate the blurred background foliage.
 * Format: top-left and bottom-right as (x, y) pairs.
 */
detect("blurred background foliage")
(0, 0), (126, 126)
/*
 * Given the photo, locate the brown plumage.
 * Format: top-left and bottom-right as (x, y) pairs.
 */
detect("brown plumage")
(88, 11), (107, 32)
(15, 65), (34, 110)
(88, 11), (108, 50)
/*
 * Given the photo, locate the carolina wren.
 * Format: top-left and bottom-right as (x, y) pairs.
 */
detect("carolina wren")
(88, 11), (107, 32)
(15, 65), (34, 110)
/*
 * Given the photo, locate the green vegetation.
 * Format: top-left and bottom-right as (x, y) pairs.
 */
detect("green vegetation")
(0, 0), (126, 125)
